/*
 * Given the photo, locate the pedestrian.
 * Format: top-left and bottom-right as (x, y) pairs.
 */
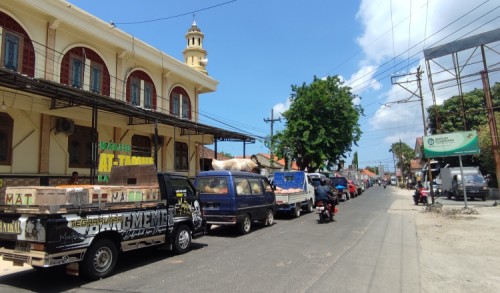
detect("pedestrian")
(68, 171), (79, 184)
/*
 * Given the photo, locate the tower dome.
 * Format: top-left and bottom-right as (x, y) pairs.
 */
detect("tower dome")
(183, 20), (208, 75)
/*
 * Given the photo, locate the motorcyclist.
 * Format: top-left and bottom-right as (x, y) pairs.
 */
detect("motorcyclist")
(414, 180), (424, 199)
(315, 178), (337, 220)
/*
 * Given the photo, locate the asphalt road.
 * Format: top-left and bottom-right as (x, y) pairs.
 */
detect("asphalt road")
(0, 186), (421, 293)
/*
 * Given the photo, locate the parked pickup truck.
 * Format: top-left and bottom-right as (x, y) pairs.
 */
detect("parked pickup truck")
(0, 165), (204, 280)
(272, 171), (315, 217)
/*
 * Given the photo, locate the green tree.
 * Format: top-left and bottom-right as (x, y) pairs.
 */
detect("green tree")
(389, 141), (414, 177)
(352, 151), (359, 170)
(477, 112), (500, 187)
(426, 82), (500, 169)
(427, 83), (500, 134)
(272, 76), (363, 171)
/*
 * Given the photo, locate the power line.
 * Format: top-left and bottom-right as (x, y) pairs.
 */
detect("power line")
(114, 0), (238, 25)
(343, 1), (493, 94)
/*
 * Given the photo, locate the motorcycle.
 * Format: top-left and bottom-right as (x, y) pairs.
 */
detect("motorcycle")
(413, 187), (428, 205)
(315, 200), (337, 223)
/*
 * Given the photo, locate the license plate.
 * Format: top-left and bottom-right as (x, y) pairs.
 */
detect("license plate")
(14, 241), (30, 252)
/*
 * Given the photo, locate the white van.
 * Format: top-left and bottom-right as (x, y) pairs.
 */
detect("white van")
(390, 176), (397, 186)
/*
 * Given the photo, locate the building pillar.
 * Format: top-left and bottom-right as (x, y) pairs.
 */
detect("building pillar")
(38, 114), (51, 173)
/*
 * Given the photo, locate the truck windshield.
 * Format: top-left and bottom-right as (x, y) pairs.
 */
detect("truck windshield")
(459, 174), (486, 184)
(196, 177), (228, 194)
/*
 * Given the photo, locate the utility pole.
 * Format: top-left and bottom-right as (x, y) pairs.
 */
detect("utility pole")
(264, 108), (281, 166)
(480, 45), (500, 191)
(390, 66), (435, 203)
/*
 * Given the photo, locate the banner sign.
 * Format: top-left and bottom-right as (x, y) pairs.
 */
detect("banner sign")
(423, 131), (480, 158)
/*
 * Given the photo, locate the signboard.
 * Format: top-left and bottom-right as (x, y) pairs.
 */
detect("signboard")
(423, 131), (480, 158)
(97, 141), (154, 183)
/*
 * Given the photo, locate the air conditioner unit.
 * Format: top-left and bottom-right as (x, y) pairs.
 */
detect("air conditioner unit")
(56, 118), (75, 135)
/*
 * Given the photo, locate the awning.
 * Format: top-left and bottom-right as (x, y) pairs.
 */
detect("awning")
(0, 68), (255, 143)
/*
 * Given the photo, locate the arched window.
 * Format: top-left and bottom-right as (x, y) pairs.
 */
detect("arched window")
(0, 11), (35, 76)
(60, 47), (110, 96)
(125, 70), (157, 110)
(0, 113), (13, 165)
(131, 135), (151, 157)
(170, 87), (191, 119)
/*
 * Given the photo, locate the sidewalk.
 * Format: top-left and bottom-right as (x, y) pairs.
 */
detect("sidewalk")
(396, 186), (500, 293)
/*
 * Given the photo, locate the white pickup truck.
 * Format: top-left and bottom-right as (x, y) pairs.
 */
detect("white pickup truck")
(272, 171), (315, 217)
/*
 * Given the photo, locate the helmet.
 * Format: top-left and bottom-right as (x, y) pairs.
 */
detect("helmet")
(320, 178), (327, 185)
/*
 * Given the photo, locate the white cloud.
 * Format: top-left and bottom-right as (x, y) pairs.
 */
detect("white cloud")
(345, 65), (382, 95)
(356, 0), (500, 66)
(356, 0), (500, 149)
(272, 98), (291, 119)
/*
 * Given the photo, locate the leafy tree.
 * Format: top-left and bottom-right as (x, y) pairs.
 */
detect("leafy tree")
(477, 112), (500, 187)
(426, 82), (500, 169)
(427, 82), (500, 134)
(352, 151), (359, 170)
(272, 76), (363, 171)
(389, 141), (414, 177)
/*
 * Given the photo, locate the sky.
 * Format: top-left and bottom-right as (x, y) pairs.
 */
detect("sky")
(69, 0), (500, 172)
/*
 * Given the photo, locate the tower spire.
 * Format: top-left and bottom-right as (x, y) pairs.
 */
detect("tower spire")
(183, 20), (208, 75)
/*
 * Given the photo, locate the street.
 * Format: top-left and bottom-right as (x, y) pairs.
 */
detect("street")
(1, 186), (421, 293)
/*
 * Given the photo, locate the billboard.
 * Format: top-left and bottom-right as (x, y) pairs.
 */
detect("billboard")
(423, 131), (480, 158)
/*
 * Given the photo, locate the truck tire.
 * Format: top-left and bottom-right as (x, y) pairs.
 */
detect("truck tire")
(81, 239), (118, 280)
(307, 200), (314, 213)
(238, 214), (252, 234)
(294, 203), (301, 218)
(173, 225), (192, 254)
(260, 209), (274, 227)
(482, 195), (487, 201)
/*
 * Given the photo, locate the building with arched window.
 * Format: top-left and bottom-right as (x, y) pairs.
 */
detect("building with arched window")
(0, 1), (254, 188)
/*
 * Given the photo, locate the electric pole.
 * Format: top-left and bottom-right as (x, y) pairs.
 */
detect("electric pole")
(390, 66), (435, 204)
(264, 108), (281, 166)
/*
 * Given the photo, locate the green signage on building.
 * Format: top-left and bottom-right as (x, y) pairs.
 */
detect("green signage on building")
(423, 131), (480, 158)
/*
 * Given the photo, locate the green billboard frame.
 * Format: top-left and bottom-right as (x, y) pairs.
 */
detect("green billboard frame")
(423, 131), (480, 158)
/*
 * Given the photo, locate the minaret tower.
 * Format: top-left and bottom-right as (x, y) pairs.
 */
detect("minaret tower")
(183, 20), (208, 75)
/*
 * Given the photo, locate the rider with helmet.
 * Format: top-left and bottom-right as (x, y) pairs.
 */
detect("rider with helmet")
(315, 178), (337, 220)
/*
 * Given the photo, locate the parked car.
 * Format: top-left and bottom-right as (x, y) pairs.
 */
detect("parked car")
(353, 179), (364, 195)
(195, 170), (276, 235)
(347, 180), (359, 197)
(330, 176), (351, 201)
(307, 172), (326, 184)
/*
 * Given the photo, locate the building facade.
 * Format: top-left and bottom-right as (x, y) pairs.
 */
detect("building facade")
(0, 0), (252, 188)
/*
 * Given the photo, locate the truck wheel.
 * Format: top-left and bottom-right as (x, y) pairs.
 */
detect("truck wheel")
(447, 192), (452, 200)
(238, 214), (252, 234)
(261, 209), (274, 227)
(81, 239), (118, 280)
(173, 225), (192, 254)
(294, 203), (301, 218)
(482, 195), (487, 201)
(307, 200), (314, 213)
